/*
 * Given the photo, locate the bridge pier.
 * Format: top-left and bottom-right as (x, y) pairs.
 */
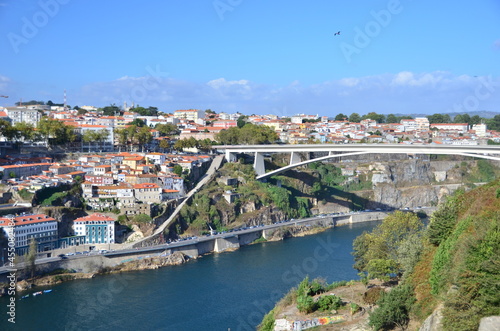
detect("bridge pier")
(290, 151), (301, 165)
(225, 150), (237, 162)
(254, 152), (266, 176)
(214, 237), (240, 252)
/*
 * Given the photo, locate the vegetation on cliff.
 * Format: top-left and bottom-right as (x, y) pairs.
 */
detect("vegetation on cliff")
(260, 178), (500, 331)
(174, 162), (314, 235)
(358, 180), (500, 330)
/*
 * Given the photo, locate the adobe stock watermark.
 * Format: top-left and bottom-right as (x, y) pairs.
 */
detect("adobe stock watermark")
(213, 0), (243, 21)
(7, 0), (71, 54)
(340, 0), (404, 63)
(235, 233), (340, 331)
(5, 221), (17, 325)
(448, 75), (499, 113)
(118, 65), (169, 105)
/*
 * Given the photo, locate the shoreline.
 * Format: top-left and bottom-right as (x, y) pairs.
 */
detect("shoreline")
(1, 219), (385, 294)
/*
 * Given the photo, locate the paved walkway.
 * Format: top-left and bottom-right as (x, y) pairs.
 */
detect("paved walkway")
(131, 155), (225, 247)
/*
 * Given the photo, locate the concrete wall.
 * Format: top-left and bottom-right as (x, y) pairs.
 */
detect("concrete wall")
(214, 236), (240, 252)
(238, 231), (262, 245)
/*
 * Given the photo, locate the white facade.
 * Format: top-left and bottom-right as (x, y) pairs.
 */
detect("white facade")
(6, 108), (42, 126)
(0, 214), (58, 255)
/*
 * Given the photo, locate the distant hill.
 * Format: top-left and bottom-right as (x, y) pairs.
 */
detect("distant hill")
(389, 110), (500, 119)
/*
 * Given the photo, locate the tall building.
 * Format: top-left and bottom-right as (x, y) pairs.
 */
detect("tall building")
(5, 107), (42, 126)
(173, 109), (206, 121)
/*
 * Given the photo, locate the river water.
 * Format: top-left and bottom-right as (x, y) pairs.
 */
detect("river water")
(0, 221), (379, 331)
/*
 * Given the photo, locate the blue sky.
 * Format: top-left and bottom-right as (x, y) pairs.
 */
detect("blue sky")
(0, 0), (499, 116)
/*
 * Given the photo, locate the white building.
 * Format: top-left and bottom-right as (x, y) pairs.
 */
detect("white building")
(0, 214), (58, 255)
(400, 119), (417, 132)
(73, 213), (115, 245)
(472, 123), (487, 137)
(173, 109), (206, 121)
(415, 117), (430, 131)
(6, 107), (42, 126)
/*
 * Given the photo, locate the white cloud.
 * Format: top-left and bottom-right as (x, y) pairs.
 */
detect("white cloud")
(206, 78), (249, 89)
(72, 72), (500, 115)
(0, 74), (11, 91)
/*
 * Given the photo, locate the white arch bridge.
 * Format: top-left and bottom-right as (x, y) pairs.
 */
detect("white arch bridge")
(219, 144), (500, 180)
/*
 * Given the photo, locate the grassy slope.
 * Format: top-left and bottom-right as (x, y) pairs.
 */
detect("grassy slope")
(409, 179), (500, 330)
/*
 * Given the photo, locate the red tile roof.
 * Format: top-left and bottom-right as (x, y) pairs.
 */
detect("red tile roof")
(0, 214), (56, 227)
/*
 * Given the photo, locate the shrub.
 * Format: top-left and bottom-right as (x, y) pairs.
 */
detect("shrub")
(258, 308), (275, 331)
(297, 294), (316, 314)
(309, 279), (325, 295)
(363, 287), (384, 305)
(350, 302), (361, 315)
(369, 284), (415, 330)
(317, 294), (343, 311)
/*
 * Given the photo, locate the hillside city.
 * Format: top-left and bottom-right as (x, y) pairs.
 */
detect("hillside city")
(0, 101), (499, 258)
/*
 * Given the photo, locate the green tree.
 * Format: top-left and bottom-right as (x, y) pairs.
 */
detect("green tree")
(386, 114), (398, 123)
(131, 106), (158, 116)
(26, 238), (37, 279)
(369, 284), (415, 330)
(130, 118), (146, 127)
(37, 117), (76, 147)
(155, 123), (179, 136)
(349, 113), (361, 123)
(361, 112), (385, 123)
(454, 113), (470, 124)
(173, 164), (183, 177)
(159, 139), (170, 152)
(237, 115), (248, 128)
(427, 113), (452, 124)
(136, 126), (152, 151)
(486, 114), (500, 131)
(82, 130), (99, 152)
(133, 214), (152, 223)
(352, 211), (424, 279)
(114, 128), (130, 152)
(470, 115), (482, 125)
(10, 122), (36, 142)
(100, 104), (121, 116)
(0, 119), (16, 141)
(335, 113), (348, 121)
(215, 124), (277, 145)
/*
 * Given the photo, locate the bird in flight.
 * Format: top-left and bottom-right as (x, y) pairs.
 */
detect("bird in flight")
(334, 31), (341, 36)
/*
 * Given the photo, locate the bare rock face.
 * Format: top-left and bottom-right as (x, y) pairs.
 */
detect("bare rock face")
(419, 303), (444, 331)
(478, 316), (500, 331)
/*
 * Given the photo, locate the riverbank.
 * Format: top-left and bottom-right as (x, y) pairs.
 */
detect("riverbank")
(0, 220), (382, 330)
(0, 216), (389, 294)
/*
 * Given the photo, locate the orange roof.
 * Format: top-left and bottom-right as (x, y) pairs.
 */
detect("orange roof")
(0, 163), (52, 169)
(73, 213), (115, 223)
(133, 183), (160, 189)
(0, 214), (56, 227)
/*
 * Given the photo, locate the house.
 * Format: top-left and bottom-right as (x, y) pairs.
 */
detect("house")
(133, 183), (162, 203)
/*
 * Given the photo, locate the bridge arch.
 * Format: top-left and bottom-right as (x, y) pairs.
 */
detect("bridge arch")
(220, 144), (500, 180)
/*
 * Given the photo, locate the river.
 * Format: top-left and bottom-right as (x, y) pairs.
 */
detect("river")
(0, 221), (379, 331)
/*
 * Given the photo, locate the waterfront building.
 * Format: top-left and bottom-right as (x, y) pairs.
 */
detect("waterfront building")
(0, 213), (58, 255)
(73, 213), (115, 245)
